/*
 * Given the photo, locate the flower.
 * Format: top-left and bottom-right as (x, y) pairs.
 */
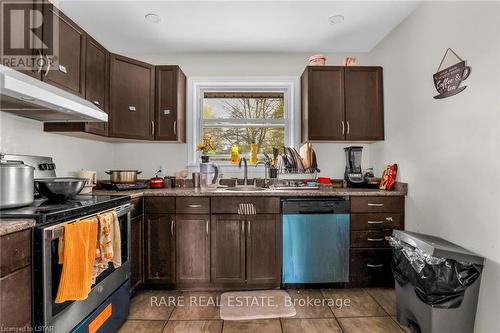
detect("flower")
(197, 135), (216, 155)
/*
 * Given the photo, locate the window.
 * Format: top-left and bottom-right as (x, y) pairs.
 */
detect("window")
(189, 77), (298, 168)
(202, 92), (285, 161)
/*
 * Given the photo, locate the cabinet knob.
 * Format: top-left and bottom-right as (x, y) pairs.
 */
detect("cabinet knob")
(58, 64), (67, 74)
(128, 106), (136, 112)
(93, 100), (100, 106)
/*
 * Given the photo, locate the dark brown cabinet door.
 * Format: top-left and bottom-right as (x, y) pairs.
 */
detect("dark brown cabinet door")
(144, 214), (175, 285)
(0, 266), (31, 330)
(176, 215), (210, 284)
(210, 215), (245, 284)
(345, 67), (384, 141)
(302, 66), (345, 142)
(109, 54), (154, 140)
(42, 4), (86, 97)
(84, 36), (108, 136)
(0, 0), (42, 79)
(155, 66), (186, 142)
(130, 215), (143, 293)
(246, 215), (281, 285)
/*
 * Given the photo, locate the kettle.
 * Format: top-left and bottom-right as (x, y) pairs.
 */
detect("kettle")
(200, 162), (219, 189)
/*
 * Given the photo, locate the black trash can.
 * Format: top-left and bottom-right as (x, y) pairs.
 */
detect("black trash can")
(389, 230), (484, 333)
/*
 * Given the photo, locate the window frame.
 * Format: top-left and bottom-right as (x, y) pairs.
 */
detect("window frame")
(187, 77), (299, 169)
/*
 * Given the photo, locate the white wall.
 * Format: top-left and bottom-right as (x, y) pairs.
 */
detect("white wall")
(0, 112), (114, 178)
(369, 2), (500, 332)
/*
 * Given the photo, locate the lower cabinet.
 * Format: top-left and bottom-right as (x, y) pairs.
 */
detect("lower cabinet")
(175, 215), (210, 285)
(349, 249), (393, 287)
(144, 214), (175, 285)
(130, 215), (143, 293)
(211, 214), (281, 288)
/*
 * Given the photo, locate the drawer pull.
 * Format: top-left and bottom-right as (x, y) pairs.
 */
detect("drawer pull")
(93, 100), (100, 106)
(368, 203), (384, 207)
(170, 219), (175, 236)
(367, 221), (383, 224)
(187, 204), (202, 208)
(386, 216), (393, 221)
(367, 263), (384, 268)
(128, 106), (137, 112)
(367, 238), (384, 242)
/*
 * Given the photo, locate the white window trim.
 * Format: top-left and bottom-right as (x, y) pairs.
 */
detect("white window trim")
(187, 76), (300, 173)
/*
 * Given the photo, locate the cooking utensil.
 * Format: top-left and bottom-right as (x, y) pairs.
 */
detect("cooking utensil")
(149, 176), (165, 189)
(34, 178), (86, 201)
(0, 159), (34, 209)
(105, 170), (142, 184)
(79, 170), (97, 194)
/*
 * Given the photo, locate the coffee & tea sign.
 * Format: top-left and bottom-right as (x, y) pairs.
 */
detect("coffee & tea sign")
(433, 48), (471, 99)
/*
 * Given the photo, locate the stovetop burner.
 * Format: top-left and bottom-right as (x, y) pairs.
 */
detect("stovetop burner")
(0, 195), (130, 225)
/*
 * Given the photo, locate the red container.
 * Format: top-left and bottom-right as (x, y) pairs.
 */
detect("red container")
(149, 177), (165, 189)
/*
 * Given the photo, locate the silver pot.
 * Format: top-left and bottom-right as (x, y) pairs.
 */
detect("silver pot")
(105, 170), (142, 184)
(0, 160), (34, 209)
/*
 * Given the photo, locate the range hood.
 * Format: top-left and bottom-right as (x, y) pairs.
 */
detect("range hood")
(0, 65), (107, 122)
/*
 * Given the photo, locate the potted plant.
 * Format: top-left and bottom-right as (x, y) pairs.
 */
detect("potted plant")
(197, 135), (216, 163)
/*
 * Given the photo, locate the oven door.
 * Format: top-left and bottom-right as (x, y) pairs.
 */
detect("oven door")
(34, 204), (131, 333)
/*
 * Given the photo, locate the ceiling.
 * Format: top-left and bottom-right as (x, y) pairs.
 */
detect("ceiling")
(57, 1), (420, 54)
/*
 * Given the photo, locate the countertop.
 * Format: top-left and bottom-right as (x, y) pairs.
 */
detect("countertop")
(93, 182), (408, 199)
(0, 218), (36, 236)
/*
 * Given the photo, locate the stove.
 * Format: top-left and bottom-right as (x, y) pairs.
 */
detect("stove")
(101, 182), (149, 191)
(0, 194), (129, 225)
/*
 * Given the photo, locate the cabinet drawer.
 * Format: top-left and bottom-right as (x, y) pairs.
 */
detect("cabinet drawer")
(144, 197), (175, 214)
(211, 197), (280, 214)
(351, 213), (402, 230)
(349, 248), (393, 287)
(130, 198), (143, 218)
(350, 230), (392, 248)
(176, 197), (210, 214)
(0, 229), (31, 277)
(351, 196), (404, 213)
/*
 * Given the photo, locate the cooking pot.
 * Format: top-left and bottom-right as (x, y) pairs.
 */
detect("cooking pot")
(0, 159), (34, 209)
(105, 170), (142, 184)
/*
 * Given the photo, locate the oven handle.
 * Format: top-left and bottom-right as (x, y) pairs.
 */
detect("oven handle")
(46, 203), (132, 240)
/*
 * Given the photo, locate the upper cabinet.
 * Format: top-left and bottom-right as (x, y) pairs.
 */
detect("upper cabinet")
(42, 4), (86, 97)
(108, 54), (155, 140)
(301, 66), (384, 142)
(84, 36), (109, 136)
(155, 66), (186, 142)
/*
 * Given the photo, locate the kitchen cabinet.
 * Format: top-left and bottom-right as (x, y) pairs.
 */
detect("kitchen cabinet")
(0, 230), (31, 330)
(211, 215), (246, 284)
(109, 54), (155, 140)
(348, 196), (404, 287)
(345, 67), (384, 140)
(130, 215), (143, 293)
(42, 3), (86, 97)
(144, 214), (175, 285)
(155, 66), (186, 142)
(0, 0), (42, 78)
(211, 212), (281, 287)
(83, 36), (109, 136)
(246, 214), (281, 285)
(301, 66), (384, 142)
(175, 215), (210, 285)
(301, 66), (345, 141)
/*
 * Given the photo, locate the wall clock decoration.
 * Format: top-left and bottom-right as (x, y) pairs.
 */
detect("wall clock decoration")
(433, 48), (471, 99)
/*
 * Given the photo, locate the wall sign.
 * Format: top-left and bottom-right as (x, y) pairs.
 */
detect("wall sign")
(433, 48), (471, 99)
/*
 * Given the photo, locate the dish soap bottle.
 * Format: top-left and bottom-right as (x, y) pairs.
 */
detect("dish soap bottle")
(231, 145), (240, 165)
(250, 141), (258, 165)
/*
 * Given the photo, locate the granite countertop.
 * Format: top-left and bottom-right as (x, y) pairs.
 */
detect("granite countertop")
(0, 218), (36, 236)
(93, 182), (408, 198)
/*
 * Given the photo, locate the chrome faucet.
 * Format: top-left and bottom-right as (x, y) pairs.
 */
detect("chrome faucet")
(239, 157), (248, 186)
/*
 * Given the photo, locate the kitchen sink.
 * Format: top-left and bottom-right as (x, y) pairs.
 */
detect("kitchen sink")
(222, 186), (269, 192)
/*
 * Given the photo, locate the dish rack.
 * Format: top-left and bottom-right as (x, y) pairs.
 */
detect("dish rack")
(276, 170), (318, 181)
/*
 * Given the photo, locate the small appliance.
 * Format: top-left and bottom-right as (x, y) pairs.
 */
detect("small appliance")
(344, 146), (366, 188)
(200, 162), (219, 189)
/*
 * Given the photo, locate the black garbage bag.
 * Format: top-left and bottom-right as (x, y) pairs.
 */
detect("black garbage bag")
(390, 237), (481, 309)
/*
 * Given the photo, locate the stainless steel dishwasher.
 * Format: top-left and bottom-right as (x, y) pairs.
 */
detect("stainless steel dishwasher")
(282, 198), (350, 284)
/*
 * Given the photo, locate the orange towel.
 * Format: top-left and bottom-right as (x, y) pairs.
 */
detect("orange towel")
(55, 218), (98, 303)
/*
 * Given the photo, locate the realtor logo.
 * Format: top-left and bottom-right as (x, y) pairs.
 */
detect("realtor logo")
(1, 0), (58, 70)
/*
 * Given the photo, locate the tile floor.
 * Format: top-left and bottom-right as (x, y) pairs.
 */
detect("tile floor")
(118, 288), (412, 333)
